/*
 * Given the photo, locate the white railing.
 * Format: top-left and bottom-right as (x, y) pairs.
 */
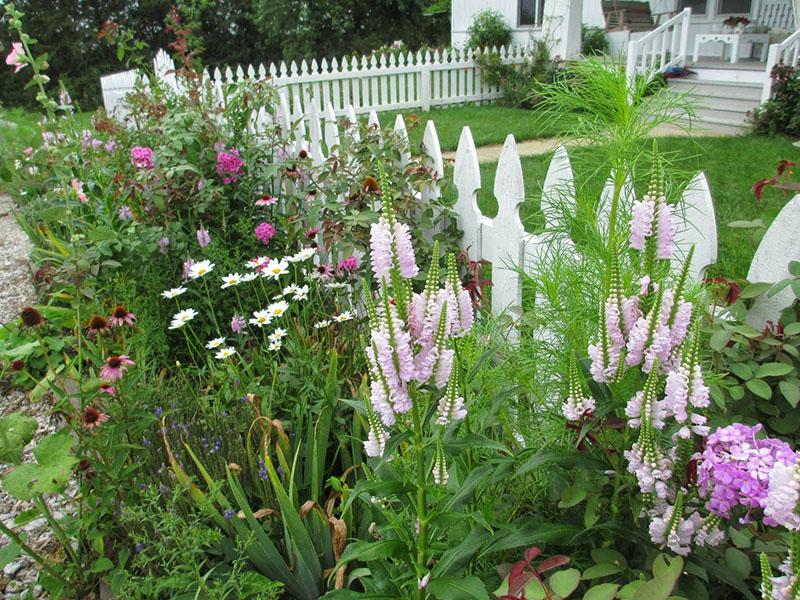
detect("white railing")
(626, 7), (692, 84)
(762, 27), (800, 103)
(101, 45), (538, 118)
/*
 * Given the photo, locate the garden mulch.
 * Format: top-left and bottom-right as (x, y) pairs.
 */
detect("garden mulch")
(0, 193), (76, 599)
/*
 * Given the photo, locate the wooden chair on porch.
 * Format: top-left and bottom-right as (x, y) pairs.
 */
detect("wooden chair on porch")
(602, 1), (655, 32)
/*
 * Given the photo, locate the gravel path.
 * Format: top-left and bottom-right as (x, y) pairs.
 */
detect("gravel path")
(0, 193), (75, 599)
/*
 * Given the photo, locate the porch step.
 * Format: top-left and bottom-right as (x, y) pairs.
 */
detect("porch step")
(666, 76), (763, 135)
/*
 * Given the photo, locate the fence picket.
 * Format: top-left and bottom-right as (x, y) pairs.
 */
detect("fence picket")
(393, 114), (411, 167)
(324, 102), (340, 156)
(307, 98), (325, 165)
(541, 145), (576, 231)
(484, 135), (526, 315)
(746, 194), (800, 329)
(453, 127), (485, 257)
(674, 172), (717, 280)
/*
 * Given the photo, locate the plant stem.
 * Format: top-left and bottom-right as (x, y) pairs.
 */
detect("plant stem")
(34, 495), (80, 570)
(0, 519), (71, 590)
(412, 401), (427, 600)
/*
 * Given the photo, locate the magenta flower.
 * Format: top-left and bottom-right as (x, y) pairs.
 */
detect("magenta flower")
(337, 255), (359, 276)
(100, 355), (135, 381)
(196, 227), (211, 248)
(23, 147), (33, 157)
(256, 194), (277, 206)
(104, 140), (116, 153)
(216, 149), (244, 184)
(5, 42), (26, 73)
(131, 146), (154, 170)
(254, 222), (276, 245)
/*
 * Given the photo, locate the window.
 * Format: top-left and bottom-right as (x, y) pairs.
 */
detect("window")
(519, 0), (545, 26)
(678, 0), (707, 15)
(718, 0), (752, 13)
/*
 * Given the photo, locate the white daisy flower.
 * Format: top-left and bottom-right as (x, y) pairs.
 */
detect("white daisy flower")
(314, 319), (332, 329)
(268, 328), (287, 342)
(325, 282), (349, 289)
(168, 308), (198, 329)
(292, 285), (310, 301)
(268, 340), (282, 351)
(221, 273), (243, 288)
(282, 283), (300, 296)
(266, 300), (290, 319)
(162, 286), (188, 299)
(288, 247), (316, 262)
(333, 311), (354, 323)
(206, 337), (226, 349)
(189, 259), (215, 279)
(214, 346), (237, 359)
(263, 259), (289, 280)
(247, 256), (271, 269)
(249, 310), (272, 327)
(242, 272), (259, 282)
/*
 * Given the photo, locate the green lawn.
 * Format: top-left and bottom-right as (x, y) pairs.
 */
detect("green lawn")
(378, 104), (561, 152)
(466, 135), (798, 280)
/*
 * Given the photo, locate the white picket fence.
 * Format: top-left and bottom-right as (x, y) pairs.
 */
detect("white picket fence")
(102, 53), (800, 330)
(101, 45), (537, 118)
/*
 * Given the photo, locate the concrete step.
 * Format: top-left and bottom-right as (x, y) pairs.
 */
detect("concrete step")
(690, 95), (759, 113)
(667, 78), (763, 102)
(678, 114), (749, 136)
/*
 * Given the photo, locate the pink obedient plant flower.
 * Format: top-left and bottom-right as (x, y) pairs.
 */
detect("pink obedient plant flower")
(5, 42), (26, 73)
(196, 226), (211, 248)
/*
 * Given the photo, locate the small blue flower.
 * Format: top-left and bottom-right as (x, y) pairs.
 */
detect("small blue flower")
(154, 406), (163, 417)
(224, 509), (234, 520)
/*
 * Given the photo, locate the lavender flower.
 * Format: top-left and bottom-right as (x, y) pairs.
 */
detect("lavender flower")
(196, 227), (211, 248)
(118, 205), (134, 221)
(158, 236), (170, 254)
(230, 315), (246, 334)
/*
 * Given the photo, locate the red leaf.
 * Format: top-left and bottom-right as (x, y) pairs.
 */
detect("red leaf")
(536, 555), (571, 574)
(524, 546), (542, 562)
(753, 179), (768, 202)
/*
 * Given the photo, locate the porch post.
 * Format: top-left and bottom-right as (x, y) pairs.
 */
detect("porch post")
(679, 7), (691, 64)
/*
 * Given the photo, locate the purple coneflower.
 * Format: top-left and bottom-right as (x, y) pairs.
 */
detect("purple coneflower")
(86, 315), (110, 338)
(100, 355), (135, 381)
(82, 405), (109, 430)
(109, 305), (136, 327)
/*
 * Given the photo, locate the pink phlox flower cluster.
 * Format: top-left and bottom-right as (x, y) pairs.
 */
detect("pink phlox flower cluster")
(216, 149), (244, 184)
(698, 423), (798, 521)
(629, 198), (655, 250)
(764, 458), (800, 530)
(254, 222), (276, 245)
(130, 146), (154, 170)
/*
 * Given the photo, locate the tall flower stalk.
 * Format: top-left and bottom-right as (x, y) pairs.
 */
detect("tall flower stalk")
(363, 166), (473, 597)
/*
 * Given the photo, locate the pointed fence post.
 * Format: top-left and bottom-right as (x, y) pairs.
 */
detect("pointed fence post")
(345, 105), (360, 142)
(541, 145), (576, 232)
(292, 94), (307, 154)
(746, 194), (800, 330)
(453, 126), (485, 258)
(307, 98), (325, 165)
(674, 172), (717, 280)
(483, 135), (525, 317)
(393, 114), (411, 167)
(324, 102), (340, 156)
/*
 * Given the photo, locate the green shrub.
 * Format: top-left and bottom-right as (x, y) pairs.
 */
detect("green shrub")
(581, 25), (608, 56)
(467, 9), (512, 49)
(476, 39), (559, 108)
(750, 63), (800, 136)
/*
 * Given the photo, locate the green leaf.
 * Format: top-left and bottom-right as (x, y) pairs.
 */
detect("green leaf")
(320, 592), (397, 600)
(724, 548), (752, 580)
(729, 362), (753, 380)
(2, 431), (78, 500)
(789, 261), (800, 278)
(590, 548), (627, 568)
(89, 557), (114, 574)
(559, 486), (587, 508)
(0, 541), (20, 570)
(755, 362), (794, 378)
(740, 282), (773, 299)
(709, 329), (732, 351)
(582, 563), (622, 579)
(337, 540), (408, 567)
(583, 583), (620, 600)
(550, 569), (581, 597)
(0, 413), (38, 463)
(783, 322), (800, 337)
(779, 380), (800, 408)
(792, 280), (800, 298)
(515, 449), (603, 479)
(632, 576), (678, 600)
(745, 378), (772, 400)
(428, 576), (489, 600)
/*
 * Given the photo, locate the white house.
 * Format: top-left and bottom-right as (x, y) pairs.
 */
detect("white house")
(450, 0), (585, 58)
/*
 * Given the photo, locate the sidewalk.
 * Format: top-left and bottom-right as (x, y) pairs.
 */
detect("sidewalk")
(442, 122), (726, 163)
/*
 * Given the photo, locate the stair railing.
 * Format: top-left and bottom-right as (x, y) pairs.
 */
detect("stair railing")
(761, 27), (800, 103)
(625, 7), (692, 87)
